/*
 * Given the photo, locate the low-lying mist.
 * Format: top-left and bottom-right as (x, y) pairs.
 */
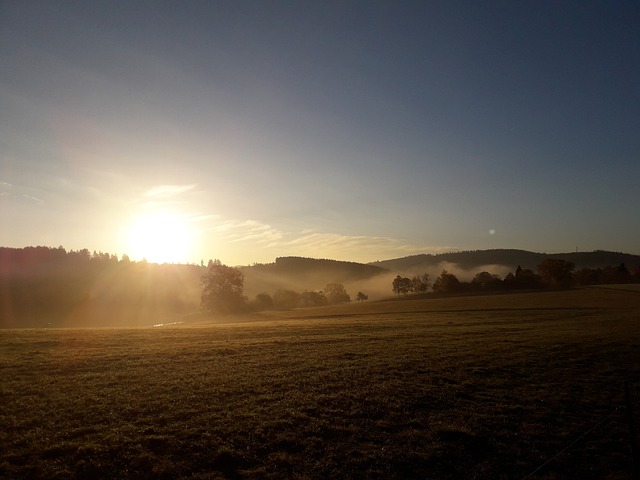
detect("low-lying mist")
(241, 261), (516, 301)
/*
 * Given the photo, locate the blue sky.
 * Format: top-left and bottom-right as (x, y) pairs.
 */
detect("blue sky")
(1, 1), (639, 265)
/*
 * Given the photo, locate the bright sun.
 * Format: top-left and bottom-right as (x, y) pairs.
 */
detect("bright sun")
(125, 212), (196, 264)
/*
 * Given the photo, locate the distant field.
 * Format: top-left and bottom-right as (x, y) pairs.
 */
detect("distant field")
(2, 287), (640, 479)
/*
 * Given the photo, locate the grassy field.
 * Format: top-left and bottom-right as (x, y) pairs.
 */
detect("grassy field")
(2, 287), (640, 479)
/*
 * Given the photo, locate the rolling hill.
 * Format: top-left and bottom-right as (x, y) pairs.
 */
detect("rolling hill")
(240, 256), (389, 298)
(369, 249), (640, 273)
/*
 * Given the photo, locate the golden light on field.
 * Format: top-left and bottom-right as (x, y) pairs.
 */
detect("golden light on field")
(125, 212), (196, 264)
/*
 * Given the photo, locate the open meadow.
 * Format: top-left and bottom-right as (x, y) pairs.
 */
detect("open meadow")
(2, 287), (640, 479)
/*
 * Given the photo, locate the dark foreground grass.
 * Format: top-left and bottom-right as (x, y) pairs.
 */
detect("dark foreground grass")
(1, 288), (640, 479)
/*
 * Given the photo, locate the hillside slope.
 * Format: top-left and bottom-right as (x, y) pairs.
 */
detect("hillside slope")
(241, 256), (388, 298)
(370, 249), (640, 273)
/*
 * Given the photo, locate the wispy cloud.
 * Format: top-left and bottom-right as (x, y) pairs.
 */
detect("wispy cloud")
(144, 184), (196, 198)
(0, 182), (44, 202)
(283, 231), (436, 260)
(210, 219), (284, 245)
(0, 181), (12, 196)
(0, 183), (43, 202)
(204, 217), (449, 263)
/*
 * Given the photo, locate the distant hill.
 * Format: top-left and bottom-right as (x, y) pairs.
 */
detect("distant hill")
(241, 256), (388, 298)
(369, 249), (640, 273)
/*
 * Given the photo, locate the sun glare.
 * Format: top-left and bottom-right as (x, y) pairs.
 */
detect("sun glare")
(126, 212), (195, 264)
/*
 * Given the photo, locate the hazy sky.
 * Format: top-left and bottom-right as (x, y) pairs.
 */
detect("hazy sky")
(2, 1), (639, 265)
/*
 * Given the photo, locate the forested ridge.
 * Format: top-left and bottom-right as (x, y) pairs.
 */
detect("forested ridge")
(243, 256), (386, 283)
(0, 247), (202, 328)
(370, 249), (640, 271)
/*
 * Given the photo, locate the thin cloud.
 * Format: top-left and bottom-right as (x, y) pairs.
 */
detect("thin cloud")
(284, 231), (434, 259)
(0, 182), (44, 202)
(0, 181), (13, 196)
(144, 184), (196, 198)
(210, 219), (284, 245)
(204, 217), (450, 263)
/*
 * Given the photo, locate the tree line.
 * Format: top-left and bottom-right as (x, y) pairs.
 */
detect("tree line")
(4, 247), (639, 325)
(1, 246), (201, 327)
(391, 259), (640, 295)
(250, 256), (385, 279)
(201, 259), (360, 314)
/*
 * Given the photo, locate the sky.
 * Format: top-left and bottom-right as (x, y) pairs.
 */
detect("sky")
(1, 1), (639, 265)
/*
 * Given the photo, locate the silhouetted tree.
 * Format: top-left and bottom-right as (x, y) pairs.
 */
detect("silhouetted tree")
(472, 271), (501, 290)
(392, 275), (412, 295)
(201, 259), (246, 314)
(606, 263), (630, 284)
(538, 259), (574, 288)
(299, 291), (328, 307)
(573, 264), (639, 285)
(514, 267), (542, 289)
(252, 292), (274, 311)
(324, 283), (351, 304)
(573, 267), (602, 285)
(411, 273), (430, 293)
(503, 272), (516, 289)
(272, 289), (300, 310)
(499, 265), (541, 290)
(356, 292), (368, 302)
(432, 270), (460, 293)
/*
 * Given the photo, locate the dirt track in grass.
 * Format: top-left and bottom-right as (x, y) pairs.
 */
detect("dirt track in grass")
(2, 287), (639, 479)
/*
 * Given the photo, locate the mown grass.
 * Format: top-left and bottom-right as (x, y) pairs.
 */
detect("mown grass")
(1, 287), (640, 479)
